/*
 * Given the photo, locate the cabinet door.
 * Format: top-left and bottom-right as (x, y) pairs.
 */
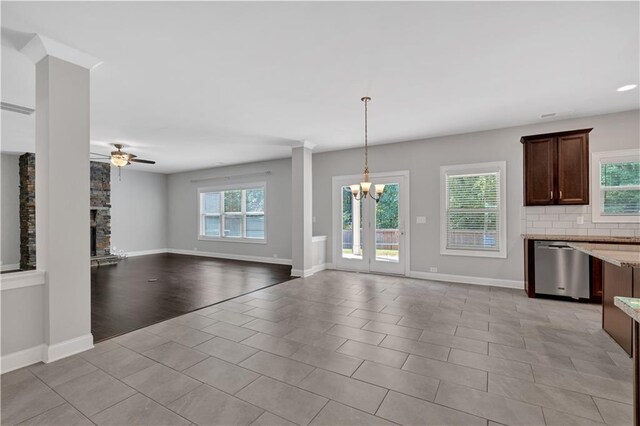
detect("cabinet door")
(603, 262), (633, 355)
(524, 137), (555, 205)
(557, 133), (589, 204)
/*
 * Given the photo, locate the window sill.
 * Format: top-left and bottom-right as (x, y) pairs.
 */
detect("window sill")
(198, 236), (267, 245)
(592, 215), (640, 224)
(440, 248), (507, 259)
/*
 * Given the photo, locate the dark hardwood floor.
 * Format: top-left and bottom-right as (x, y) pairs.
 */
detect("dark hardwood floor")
(91, 253), (292, 342)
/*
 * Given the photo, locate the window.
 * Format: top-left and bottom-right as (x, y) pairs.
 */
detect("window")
(592, 150), (640, 223)
(199, 183), (266, 242)
(440, 161), (507, 258)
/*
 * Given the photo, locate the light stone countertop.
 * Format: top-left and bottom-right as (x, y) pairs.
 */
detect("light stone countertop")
(615, 297), (640, 323)
(522, 234), (640, 243)
(567, 242), (640, 268)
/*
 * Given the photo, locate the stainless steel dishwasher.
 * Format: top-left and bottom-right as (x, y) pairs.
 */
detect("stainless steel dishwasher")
(534, 241), (590, 299)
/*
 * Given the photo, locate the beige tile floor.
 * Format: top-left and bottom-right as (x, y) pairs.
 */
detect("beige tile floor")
(1, 270), (633, 425)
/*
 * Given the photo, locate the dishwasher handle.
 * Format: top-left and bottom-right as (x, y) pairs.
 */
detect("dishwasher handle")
(538, 245), (572, 250)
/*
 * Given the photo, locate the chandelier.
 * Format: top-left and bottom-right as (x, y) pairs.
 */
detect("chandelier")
(350, 96), (385, 202)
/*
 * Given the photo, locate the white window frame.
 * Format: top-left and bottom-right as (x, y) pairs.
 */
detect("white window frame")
(592, 149), (640, 223)
(197, 181), (267, 244)
(440, 161), (507, 258)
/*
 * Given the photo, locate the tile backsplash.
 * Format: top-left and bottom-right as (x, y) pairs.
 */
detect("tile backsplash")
(521, 205), (640, 238)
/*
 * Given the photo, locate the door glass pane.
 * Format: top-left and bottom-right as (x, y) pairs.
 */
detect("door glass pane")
(342, 186), (363, 259)
(204, 216), (220, 237)
(375, 183), (399, 263)
(224, 215), (242, 237)
(246, 215), (265, 239)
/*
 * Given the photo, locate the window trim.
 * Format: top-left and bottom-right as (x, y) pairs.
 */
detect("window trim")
(197, 181), (267, 244)
(592, 149), (640, 224)
(440, 161), (507, 258)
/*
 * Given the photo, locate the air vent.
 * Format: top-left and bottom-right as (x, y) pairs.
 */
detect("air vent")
(1, 102), (35, 115)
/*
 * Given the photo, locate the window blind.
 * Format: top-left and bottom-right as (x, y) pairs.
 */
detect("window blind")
(446, 171), (500, 251)
(600, 159), (640, 215)
(199, 186), (265, 240)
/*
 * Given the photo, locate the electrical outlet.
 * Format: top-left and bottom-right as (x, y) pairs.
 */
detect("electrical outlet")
(416, 216), (427, 224)
(312, 216), (317, 223)
(576, 215), (584, 225)
(429, 267), (438, 273)
(193, 247), (198, 251)
(273, 254), (278, 258)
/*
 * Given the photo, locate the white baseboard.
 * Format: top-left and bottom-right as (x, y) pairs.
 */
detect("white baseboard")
(126, 248), (169, 257)
(46, 333), (94, 363)
(1, 344), (46, 374)
(0, 263), (20, 272)
(409, 270), (524, 290)
(291, 268), (313, 277)
(1, 333), (94, 374)
(312, 263), (331, 274)
(167, 248), (292, 266)
(291, 263), (332, 277)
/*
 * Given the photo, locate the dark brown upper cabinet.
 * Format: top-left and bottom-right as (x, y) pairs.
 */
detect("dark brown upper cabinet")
(521, 128), (592, 206)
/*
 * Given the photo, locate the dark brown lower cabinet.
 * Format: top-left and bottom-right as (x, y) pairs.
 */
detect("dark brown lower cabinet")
(591, 258), (603, 301)
(602, 263), (640, 355)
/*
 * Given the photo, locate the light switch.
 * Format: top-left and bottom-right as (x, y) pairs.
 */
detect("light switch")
(576, 215), (584, 225)
(416, 216), (427, 224)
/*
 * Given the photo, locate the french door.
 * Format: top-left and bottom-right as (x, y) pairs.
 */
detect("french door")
(333, 172), (409, 275)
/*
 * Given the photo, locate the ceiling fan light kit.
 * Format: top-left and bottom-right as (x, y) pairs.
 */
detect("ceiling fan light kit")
(90, 143), (156, 180)
(351, 96), (384, 203)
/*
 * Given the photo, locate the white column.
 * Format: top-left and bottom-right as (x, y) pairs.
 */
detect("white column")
(291, 141), (314, 277)
(23, 35), (101, 361)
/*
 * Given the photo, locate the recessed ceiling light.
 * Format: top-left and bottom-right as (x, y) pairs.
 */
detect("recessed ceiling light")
(617, 84), (638, 92)
(540, 113), (556, 119)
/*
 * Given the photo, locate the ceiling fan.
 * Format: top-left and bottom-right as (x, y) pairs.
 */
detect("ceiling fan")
(91, 144), (156, 167)
(91, 144), (156, 179)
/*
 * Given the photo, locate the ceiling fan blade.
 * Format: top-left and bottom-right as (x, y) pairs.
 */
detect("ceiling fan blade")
(129, 158), (156, 164)
(90, 152), (110, 157)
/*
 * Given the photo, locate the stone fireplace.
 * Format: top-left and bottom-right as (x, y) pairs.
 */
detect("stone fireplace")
(18, 158), (117, 267)
(90, 162), (113, 261)
(19, 153), (36, 270)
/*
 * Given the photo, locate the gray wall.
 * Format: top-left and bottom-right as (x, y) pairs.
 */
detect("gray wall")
(167, 158), (292, 261)
(1, 154), (20, 269)
(313, 110), (640, 283)
(111, 168), (169, 253)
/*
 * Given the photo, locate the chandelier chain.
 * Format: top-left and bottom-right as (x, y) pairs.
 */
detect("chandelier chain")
(364, 97), (369, 173)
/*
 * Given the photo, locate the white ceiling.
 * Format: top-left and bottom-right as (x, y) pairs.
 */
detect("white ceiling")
(1, 1), (638, 173)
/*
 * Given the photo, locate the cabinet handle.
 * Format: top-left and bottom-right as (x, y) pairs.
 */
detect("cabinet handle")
(560, 190), (563, 199)
(550, 191), (553, 199)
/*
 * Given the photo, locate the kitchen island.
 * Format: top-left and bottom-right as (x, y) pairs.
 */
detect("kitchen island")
(615, 296), (640, 426)
(568, 242), (640, 354)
